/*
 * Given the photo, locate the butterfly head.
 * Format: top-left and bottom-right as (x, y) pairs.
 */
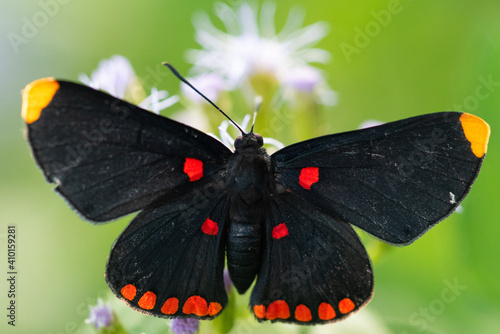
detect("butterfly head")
(234, 133), (264, 150)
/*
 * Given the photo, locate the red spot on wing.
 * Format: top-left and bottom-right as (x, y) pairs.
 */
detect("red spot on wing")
(183, 296), (208, 316)
(161, 297), (179, 314)
(318, 302), (336, 320)
(266, 300), (290, 320)
(184, 158), (203, 181)
(201, 217), (219, 235)
(272, 223), (289, 239)
(208, 302), (223, 316)
(121, 284), (136, 301)
(138, 291), (156, 310)
(294, 304), (312, 322)
(299, 167), (319, 190)
(338, 298), (355, 314)
(253, 305), (266, 319)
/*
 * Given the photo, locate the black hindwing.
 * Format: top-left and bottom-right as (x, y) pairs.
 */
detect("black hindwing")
(250, 192), (373, 324)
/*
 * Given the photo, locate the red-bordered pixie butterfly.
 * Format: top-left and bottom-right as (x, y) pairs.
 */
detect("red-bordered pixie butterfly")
(21, 64), (490, 324)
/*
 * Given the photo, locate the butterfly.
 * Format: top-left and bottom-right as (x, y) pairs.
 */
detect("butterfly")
(21, 64), (490, 324)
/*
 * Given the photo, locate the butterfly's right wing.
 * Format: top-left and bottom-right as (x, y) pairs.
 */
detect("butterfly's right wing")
(249, 112), (489, 323)
(271, 112), (490, 245)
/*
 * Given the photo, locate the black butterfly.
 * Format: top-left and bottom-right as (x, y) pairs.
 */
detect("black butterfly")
(22, 65), (489, 324)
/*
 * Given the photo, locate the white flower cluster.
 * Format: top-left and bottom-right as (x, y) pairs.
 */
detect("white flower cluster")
(185, 2), (337, 106)
(79, 55), (179, 114)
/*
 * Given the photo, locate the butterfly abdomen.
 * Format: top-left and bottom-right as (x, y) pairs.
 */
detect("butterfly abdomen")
(227, 217), (263, 294)
(226, 134), (271, 294)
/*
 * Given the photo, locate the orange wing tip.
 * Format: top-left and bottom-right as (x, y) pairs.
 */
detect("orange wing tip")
(21, 77), (59, 124)
(460, 113), (490, 158)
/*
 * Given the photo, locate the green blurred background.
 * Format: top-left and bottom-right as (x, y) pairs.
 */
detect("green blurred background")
(1, 0), (499, 333)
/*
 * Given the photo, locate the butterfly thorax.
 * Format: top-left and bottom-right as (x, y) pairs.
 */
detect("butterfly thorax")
(226, 133), (271, 293)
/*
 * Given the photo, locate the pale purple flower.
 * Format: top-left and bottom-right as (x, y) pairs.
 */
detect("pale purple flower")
(283, 66), (338, 105)
(181, 73), (226, 103)
(170, 318), (199, 334)
(85, 299), (113, 329)
(139, 87), (179, 114)
(285, 66), (323, 92)
(223, 269), (233, 294)
(79, 55), (136, 99)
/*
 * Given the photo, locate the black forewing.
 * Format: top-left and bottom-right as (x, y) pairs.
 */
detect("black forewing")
(25, 80), (232, 221)
(250, 192), (373, 324)
(272, 112), (486, 244)
(106, 178), (229, 319)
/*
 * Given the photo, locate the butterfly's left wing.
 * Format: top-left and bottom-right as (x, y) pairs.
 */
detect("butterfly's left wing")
(250, 192), (373, 324)
(271, 112), (490, 245)
(22, 78), (232, 222)
(105, 180), (230, 319)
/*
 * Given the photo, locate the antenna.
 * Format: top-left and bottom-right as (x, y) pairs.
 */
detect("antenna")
(163, 63), (245, 134)
(250, 96), (262, 133)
